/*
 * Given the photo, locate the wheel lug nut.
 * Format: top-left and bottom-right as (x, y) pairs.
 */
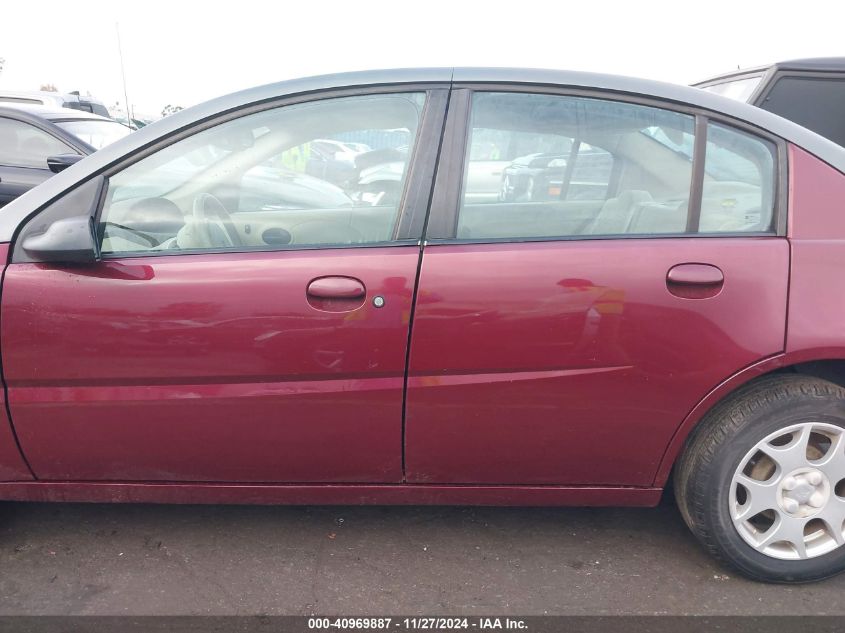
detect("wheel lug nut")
(809, 492), (826, 508)
(807, 471), (822, 486)
(783, 498), (800, 513)
(782, 476), (798, 491)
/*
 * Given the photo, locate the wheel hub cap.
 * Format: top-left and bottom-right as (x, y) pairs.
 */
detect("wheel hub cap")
(730, 422), (845, 560)
(778, 469), (829, 517)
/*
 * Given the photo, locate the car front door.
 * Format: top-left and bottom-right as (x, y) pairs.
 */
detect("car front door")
(405, 89), (789, 486)
(1, 88), (447, 482)
(0, 116), (76, 207)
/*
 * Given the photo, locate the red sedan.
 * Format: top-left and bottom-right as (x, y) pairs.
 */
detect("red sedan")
(1, 68), (844, 583)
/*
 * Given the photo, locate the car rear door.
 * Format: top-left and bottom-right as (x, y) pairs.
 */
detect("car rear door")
(1, 87), (447, 483)
(405, 88), (789, 486)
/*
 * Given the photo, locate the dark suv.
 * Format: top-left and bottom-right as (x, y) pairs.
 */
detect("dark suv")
(694, 57), (845, 147)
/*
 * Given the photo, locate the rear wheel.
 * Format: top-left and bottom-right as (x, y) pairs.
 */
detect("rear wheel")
(674, 374), (845, 582)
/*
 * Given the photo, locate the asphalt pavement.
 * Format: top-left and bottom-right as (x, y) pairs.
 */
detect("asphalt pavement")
(0, 499), (843, 615)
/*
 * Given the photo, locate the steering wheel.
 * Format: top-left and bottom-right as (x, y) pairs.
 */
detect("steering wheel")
(191, 193), (243, 248)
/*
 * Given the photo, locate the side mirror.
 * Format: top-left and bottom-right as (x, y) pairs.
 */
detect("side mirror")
(21, 215), (97, 263)
(47, 153), (85, 174)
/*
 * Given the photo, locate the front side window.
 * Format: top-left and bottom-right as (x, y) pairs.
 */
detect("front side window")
(455, 91), (777, 241)
(98, 92), (425, 255)
(0, 118), (75, 168)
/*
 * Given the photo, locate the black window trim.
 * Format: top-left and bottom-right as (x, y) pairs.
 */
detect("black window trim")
(86, 83), (450, 261)
(685, 115), (708, 233)
(559, 138), (581, 200)
(424, 83), (788, 243)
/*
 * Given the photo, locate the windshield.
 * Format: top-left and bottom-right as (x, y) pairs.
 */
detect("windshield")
(56, 119), (131, 150)
(699, 75), (763, 102)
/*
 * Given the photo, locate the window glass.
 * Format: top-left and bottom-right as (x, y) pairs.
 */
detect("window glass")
(565, 143), (614, 201)
(457, 92), (695, 239)
(700, 75), (762, 102)
(700, 122), (776, 232)
(56, 119), (131, 150)
(99, 93), (425, 255)
(0, 118), (75, 168)
(760, 76), (845, 147)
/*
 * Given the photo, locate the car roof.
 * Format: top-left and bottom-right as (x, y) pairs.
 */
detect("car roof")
(0, 103), (112, 122)
(0, 89), (66, 103)
(695, 57), (845, 85)
(3, 66), (845, 241)
(773, 57), (845, 72)
(0, 89), (106, 105)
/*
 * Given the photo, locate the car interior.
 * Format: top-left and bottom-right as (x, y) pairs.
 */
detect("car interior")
(456, 93), (776, 240)
(99, 93), (425, 254)
(98, 91), (776, 256)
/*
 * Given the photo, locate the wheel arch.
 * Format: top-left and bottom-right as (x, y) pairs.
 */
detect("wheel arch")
(654, 348), (845, 487)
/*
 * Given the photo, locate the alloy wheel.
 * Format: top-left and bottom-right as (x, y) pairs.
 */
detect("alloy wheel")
(730, 422), (845, 560)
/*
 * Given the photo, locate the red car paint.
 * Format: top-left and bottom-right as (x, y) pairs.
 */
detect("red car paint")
(405, 238), (787, 485)
(786, 146), (845, 357)
(1, 247), (419, 482)
(652, 145), (845, 488)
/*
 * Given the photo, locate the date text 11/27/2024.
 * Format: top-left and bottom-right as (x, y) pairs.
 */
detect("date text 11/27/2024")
(308, 618), (528, 630)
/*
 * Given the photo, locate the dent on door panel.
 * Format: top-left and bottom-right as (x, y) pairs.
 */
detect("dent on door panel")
(405, 238), (789, 486)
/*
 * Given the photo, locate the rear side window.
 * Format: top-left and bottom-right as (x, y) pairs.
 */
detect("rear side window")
(454, 91), (777, 241)
(457, 92), (695, 240)
(0, 118), (74, 168)
(760, 76), (845, 147)
(700, 122), (776, 233)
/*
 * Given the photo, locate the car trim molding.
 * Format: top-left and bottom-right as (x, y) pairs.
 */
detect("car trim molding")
(0, 481), (662, 507)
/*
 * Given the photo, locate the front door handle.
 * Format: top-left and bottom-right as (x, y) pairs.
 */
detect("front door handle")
(667, 263), (724, 299)
(307, 276), (366, 299)
(306, 276), (367, 312)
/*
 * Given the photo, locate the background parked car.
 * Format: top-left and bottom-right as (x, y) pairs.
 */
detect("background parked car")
(0, 105), (131, 206)
(500, 147), (614, 202)
(0, 89), (111, 118)
(694, 57), (845, 147)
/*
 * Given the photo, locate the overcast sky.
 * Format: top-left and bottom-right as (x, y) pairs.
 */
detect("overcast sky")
(1, 0), (844, 118)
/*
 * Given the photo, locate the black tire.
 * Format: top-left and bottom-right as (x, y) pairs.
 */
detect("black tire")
(674, 374), (845, 583)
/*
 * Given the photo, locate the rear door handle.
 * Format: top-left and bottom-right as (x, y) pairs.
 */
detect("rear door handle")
(667, 264), (724, 299)
(307, 276), (366, 299)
